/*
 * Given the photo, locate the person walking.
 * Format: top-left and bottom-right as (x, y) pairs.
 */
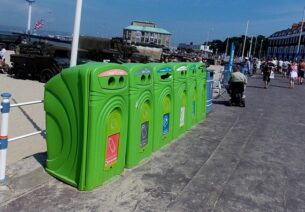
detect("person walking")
(282, 60), (289, 78)
(0, 46), (6, 62)
(278, 59), (283, 74)
(245, 57), (252, 76)
(298, 59), (305, 85)
(290, 61), (298, 88)
(262, 61), (272, 89)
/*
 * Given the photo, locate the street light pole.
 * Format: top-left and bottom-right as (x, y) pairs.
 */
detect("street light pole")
(248, 36), (253, 58)
(241, 20), (249, 59)
(70, 0), (83, 67)
(253, 36), (258, 58)
(296, 7), (305, 60)
(225, 37), (230, 57)
(26, 0), (35, 34)
(259, 39), (264, 59)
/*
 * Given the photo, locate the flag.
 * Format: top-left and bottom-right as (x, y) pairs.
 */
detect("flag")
(34, 19), (44, 30)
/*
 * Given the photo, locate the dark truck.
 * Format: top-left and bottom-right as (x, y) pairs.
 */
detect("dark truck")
(9, 42), (88, 82)
(0, 33), (23, 51)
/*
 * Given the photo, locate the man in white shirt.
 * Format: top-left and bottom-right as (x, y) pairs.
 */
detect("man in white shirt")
(278, 59), (283, 73)
(0, 47), (6, 62)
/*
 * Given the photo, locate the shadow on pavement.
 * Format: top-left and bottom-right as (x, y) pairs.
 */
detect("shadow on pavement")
(269, 84), (289, 89)
(32, 152), (47, 167)
(212, 100), (230, 106)
(246, 85), (265, 89)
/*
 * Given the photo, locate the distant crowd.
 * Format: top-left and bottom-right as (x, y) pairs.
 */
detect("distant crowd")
(235, 57), (305, 89)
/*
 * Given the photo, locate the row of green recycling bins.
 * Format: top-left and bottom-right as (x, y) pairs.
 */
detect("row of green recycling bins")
(44, 62), (208, 191)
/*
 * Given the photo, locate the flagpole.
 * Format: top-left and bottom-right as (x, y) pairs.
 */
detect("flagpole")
(248, 36), (253, 58)
(70, 0), (83, 67)
(296, 7), (305, 60)
(241, 20), (249, 59)
(26, 0), (35, 34)
(225, 37), (230, 57)
(259, 39), (264, 59)
(253, 36), (258, 58)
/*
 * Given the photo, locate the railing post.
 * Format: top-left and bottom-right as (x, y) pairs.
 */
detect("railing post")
(0, 92), (11, 185)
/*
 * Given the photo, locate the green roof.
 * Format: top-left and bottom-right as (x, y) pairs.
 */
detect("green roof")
(124, 25), (171, 35)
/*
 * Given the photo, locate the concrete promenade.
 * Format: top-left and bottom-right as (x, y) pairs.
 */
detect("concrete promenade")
(1, 72), (305, 211)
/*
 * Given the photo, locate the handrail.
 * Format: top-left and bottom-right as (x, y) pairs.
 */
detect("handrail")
(11, 100), (44, 108)
(0, 94), (45, 185)
(8, 130), (45, 142)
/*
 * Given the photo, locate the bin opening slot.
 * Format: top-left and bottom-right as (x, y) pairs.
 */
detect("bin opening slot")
(119, 76), (124, 85)
(161, 73), (171, 80)
(108, 77), (115, 86)
(141, 75), (146, 82)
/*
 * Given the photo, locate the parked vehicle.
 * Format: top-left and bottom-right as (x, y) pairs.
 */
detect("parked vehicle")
(0, 33), (23, 51)
(9, 43), (86, 82)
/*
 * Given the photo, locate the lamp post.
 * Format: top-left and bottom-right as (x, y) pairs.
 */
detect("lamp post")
(253, 36), (258, 58)
(296, 7), (305, 60)
(259, 39), (264, 59)
(225, 37), (230, 57)
(241, 20), (249, 59)
(26, 0), (35, 34)
(248, 36), (253, 58)
(70, 0), (83, 67)
(205, 28), (214, 47)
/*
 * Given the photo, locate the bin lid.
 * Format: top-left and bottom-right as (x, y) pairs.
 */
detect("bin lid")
(61, 62), (129, 90)
(195, 62), (207, 78)
(122, 63), (153, 87)
(167, 62), (187, 80)
(148, 63), (173, 83)
(186, 63), (197, 78)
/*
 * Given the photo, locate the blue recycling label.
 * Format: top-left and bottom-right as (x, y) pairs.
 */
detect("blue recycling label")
(136, 69), (151, 75)
(140, 121), (149, 148)
(192, 101), (196, 117)
(158, 67), (172, 73)
(162, 113), (170, 135)
(188, 65), (196, 72)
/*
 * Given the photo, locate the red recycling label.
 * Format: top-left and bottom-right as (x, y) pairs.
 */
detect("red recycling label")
(98, 69), (127, 77)
(105, 133), (120, 166)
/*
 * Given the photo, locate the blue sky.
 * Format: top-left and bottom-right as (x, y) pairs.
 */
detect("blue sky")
(1, 0), (305, 46)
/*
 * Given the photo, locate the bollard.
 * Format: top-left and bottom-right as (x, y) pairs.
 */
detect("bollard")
(0, 92), (11, 185)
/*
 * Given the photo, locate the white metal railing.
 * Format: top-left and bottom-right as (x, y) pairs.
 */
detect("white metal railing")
(0, 93), (44, 185)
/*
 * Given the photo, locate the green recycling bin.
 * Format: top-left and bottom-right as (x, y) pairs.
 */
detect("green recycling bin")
(123, 64), (154, 168)
(150, 63), (173, 151)
(44, 63), (129, 191)
(195, 62), (207, 122)
(186, 63), (197, 129)
(170, 63), (188, 139)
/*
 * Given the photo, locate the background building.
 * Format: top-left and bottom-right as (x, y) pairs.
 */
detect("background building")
(267, 22), (305, 60)
(123, 21), (171, 48)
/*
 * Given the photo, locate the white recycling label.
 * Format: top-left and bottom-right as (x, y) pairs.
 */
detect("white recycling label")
(180, 107), (185, 127)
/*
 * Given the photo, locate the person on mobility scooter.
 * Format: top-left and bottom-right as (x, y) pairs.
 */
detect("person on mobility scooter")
(227, 65), (247, 107)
